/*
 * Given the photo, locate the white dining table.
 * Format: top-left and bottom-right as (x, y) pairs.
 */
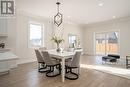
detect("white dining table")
(47, 50), (75, 82)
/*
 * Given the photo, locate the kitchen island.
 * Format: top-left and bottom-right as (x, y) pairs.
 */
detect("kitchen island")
(0, 51), (18, 74)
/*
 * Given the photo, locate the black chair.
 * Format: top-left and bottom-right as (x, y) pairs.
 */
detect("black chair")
(65, 51), (82, 80)
(41, 51), (61, 77)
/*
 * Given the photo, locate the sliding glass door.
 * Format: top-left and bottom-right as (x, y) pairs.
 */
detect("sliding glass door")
(95, 31), (119, 55)
(95, 33), (106, 55)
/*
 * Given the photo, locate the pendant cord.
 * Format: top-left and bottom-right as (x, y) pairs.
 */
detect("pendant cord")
(56, 2), (60, 13)
(57, 4), (59, 13)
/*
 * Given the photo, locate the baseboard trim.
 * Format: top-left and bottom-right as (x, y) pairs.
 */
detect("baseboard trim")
(17, 59), (36, 65)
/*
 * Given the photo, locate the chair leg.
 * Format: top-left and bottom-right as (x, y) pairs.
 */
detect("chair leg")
(38, 63), (48, 73)
(42, 63), (46, 68)
(59, 64), (61, 74)
(126, 59), (128, 69)
(78, 67), (80, 75)
(65, 67), (79, 80)
(65, 66), (68, 73)
(46, 64), (61, 77)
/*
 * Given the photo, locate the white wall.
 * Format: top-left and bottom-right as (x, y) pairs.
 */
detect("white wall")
(7, 18), (17, 53)
(53, 22), (83, 50)
(0, 18), (17, 53)
(83, 17), (130, 58)
(0, 11), (83, 64)
(1, 12), (129, 63)
(62, 23), (83, 49)
(0, 11), (54, 64)
(15, 12), (54, 64)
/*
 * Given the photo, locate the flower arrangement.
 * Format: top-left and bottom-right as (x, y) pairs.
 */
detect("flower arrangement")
(51, 35), (64, 51)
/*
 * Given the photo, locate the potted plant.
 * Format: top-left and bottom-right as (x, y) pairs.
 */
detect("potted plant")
(51, 35), (64, 52)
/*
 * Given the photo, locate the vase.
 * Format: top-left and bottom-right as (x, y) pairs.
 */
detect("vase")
(56, 43), (61, 52)
(56, 47), (61, 52)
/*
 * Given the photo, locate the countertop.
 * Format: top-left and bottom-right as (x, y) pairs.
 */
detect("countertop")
(0, 52), (18, 62)
(0, 48), (10, 53)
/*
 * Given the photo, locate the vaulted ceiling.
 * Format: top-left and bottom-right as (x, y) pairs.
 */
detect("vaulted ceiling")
(17, 0), (130, 24)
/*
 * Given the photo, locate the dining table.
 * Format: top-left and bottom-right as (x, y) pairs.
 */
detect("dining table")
(47, 49), (75, 82)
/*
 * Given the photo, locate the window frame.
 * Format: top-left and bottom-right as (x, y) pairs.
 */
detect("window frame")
(68, 34), (77, 48)
(94, 30), (120, 56)
(28, 21), (44, 48)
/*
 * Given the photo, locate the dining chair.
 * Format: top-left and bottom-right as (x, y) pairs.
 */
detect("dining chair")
(39, 47), (47, 52)
(41, 51), (61, 77)
(35, 49), (47, 73)
(65, 51), (82, 80)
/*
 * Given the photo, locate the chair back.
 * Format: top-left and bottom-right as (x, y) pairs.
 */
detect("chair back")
(39, 47), (47, 52)
(35, 49), (44, 63)
(71, 51), (82, 67)
(41, 51), (53, 65)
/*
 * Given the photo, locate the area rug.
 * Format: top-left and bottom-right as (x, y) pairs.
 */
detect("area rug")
(81, 64), (130, 79)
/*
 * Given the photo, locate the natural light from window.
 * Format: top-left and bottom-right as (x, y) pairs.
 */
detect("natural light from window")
(80, 64), (130, 79)
(29, 23), (43, 47)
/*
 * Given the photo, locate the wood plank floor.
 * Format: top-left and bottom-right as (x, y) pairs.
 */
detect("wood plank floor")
(0, 55), (130, 87)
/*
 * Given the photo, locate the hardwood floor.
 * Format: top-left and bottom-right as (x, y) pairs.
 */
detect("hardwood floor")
(0, 55), (130, 87)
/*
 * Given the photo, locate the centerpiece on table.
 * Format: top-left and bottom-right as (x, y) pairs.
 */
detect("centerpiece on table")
(51, 35), (64, 52)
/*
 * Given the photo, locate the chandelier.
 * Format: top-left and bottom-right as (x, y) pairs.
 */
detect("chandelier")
(54, 2), (63, 27)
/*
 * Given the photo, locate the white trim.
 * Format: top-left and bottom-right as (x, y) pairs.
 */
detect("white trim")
(85, 16), (130, 28)
(94, 32), (96, 55)
(18, 58), (36, 64)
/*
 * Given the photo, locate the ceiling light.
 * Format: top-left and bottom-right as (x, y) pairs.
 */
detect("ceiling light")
(113, 16), (116, 19)
(68, 16), (70, 18)
(85, 22), (89, 24)
(98, 3), (104, 6)
(54, 2), (63, 27)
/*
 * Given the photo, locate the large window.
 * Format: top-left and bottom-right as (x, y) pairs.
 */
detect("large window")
(28, 23), (44, 48)
(95, 31), (119, 55)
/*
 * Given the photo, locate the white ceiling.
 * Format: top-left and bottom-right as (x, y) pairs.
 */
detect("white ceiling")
(16, 0), (130, 24)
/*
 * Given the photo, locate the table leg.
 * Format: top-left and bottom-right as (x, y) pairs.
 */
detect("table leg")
(126, 58), (128, 69)
(78, 66), (81, 75)
(62, 58), (65, 82)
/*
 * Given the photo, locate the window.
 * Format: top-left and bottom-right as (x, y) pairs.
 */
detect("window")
(28, 23), (44, 48)
(68, 34), (77, 48)
(69, 35), (76, 44)
(95, 31), (119, 55)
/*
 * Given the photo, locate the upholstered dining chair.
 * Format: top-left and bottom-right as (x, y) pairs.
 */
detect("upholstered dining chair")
(41, 51), (61, 77)
(39, 47), (47, 52)
(65, 51), (82, 80)
(35, 49), (47, 73)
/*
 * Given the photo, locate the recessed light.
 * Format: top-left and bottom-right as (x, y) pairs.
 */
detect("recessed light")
(68, 16), (70, 18)
(86, 22), (89, 24)
(113, 16), (116, 19)
(98, 3), (104, 6)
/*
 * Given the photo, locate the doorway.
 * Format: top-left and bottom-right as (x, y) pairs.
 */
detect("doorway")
(95, 31), (119, 55)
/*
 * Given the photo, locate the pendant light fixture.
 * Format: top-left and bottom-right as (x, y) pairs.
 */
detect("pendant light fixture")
(54, 2), (63, 27)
